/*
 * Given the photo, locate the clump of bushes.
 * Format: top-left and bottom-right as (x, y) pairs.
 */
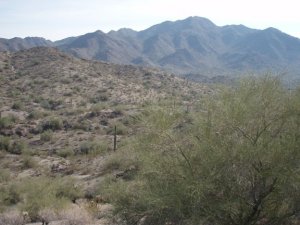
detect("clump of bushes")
(40, 130), (53, 142)
(38, 117), (63, 132)
(27, 110), (44, 120)
(11, 101), (23, 110)
(0, 116), (16, 130)
(0, 210), (25, 225)
(0, 176), (83, 220)
(0, 136), (11, 152)
(72, 119), (91, 131)
(56, 148), (74, 158)
(89, 103), (108, 117)
(0, 169), (10, 183)
(89, 92), (109, 103)
(21, 155), (37, 169)
(106, 122), (127, 135)
(40, 99), (63, 110)
(77, 141), (109, 155)
(101, 76), (300, 225)
(0, 136), (26, 154)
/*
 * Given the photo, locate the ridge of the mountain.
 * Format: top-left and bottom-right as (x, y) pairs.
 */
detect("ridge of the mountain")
(1, 17), (300, 82)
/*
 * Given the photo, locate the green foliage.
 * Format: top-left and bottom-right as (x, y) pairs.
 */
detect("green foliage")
(0, 169), (10, 183)
(57, 148), (74, 158)
(89, 103), (108, 117)
(103, 76), (300, 225)
(89, 92), (109, 103)
(0, 136), (11, 151)
(0, 176), (83, 220)
(54, 178), (83, 203)
(27, 110), (44, 120)
(21, 155), (37, 169)
(11, 101), (23, 110)
(8, 140), (26, 155)
(40, 99), (63, 110)
(0, 183), (21, 209)
(40, 130), (53, 142)
(39, 117), (63, 132)
(0, 136), (25, 154)
(72, 119), (91, 131)
(107, 122), (127, 135)
(0, 116), (15, 129)
(78, 141), (109, 155)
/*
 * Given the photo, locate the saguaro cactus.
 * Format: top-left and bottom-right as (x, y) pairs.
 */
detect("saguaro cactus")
(113, 125), (117, 151)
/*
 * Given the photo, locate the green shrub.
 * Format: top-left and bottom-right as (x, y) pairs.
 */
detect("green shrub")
(89, 93), (109, 103)
(72, 120), (91, 131)
(21, 155), (37, 169)
(0, 137), (25, 155)
(78, 141), (109, 155)
(11, 101), (23, 110)
(40, 130), (53, 142)
(106, 122), (127, 135)
(55, 178), (83, 203)
(0, 116), (15, 129)
(39, 117), (63, 132)
(40, 99), (63, 110)
(57, 148), (74, 158)
(7, 140), (26, 155)
(89, 103), (108, 117)
(17, 177), (83, 220)
(0, 136), (11, 151)
(103, 76), (300, 225)
(0, 183), (21, 207)
(27, 110), (44, 120)
(0, 169), (10, 183)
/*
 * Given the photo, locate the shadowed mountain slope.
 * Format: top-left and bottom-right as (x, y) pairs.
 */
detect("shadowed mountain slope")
(1, 17), (300, 82)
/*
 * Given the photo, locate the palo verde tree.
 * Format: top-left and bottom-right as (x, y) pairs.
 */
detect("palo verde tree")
(102, 76), (300, 225)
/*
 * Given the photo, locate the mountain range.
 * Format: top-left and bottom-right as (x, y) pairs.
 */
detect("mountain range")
(1, 16), (300, 82)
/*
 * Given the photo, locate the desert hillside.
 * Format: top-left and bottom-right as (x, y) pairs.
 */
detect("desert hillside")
(0, 47), (210, 224)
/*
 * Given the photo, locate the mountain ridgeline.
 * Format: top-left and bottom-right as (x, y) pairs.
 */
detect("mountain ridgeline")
(1, 16), (300, 82)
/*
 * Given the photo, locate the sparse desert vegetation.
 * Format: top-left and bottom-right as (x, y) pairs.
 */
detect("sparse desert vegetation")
(0, 47), (299, 225)
(100, 77), (300, 225)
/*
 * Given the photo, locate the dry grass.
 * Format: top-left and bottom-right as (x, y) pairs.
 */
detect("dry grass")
(0, 210), (26, 225)
(59, 205), (92, 225)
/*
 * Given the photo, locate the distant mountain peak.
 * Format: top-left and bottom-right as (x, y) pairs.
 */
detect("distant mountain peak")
(1, 16), (300, 83)
(263, 27), (282, 33)
(183, 16), (216, 26)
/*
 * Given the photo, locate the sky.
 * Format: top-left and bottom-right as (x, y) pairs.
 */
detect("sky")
(1, 0), (300, 41)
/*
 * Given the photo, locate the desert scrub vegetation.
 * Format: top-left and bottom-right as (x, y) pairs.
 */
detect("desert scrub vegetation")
(101, 76), (300, 225)
(0, 210), (26, 225)
(106, 121), (127, 135)
(38, 117), (63, 132)
(11, 101), (23, 110)
(0, 176), (83, 220)
(0, 116), (16, 129)
(0, 136), (26, 154)
(27, 109), (45, 120)
(77, 140), (109, 155)
(40, 130), (54, 142)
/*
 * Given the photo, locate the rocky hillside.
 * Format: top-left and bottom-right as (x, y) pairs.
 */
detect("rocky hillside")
(0, 47), (209, 224)
(0, 46), (208, 158)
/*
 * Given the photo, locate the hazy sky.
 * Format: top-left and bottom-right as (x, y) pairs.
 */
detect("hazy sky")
(1, 0), (300, 41)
